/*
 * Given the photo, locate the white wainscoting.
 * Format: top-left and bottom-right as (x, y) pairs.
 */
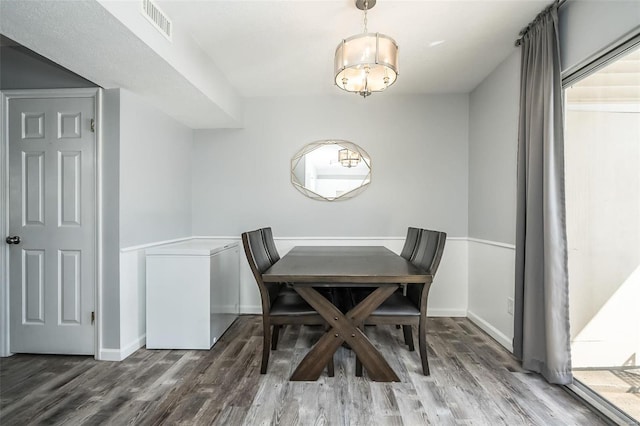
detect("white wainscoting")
(114, 248), (147, 361)
(99, 247), (148, 361)
(109, 236), (470, 360)
(467, 238), (516, 352)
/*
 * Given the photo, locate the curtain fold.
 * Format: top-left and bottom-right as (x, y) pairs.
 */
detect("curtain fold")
(513, 2), (573, 385)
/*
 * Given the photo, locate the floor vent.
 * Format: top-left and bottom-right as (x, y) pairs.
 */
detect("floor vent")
(141, 0), (172, 41)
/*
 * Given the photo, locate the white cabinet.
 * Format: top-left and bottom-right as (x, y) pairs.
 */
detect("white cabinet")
(146, 239), (240, 350)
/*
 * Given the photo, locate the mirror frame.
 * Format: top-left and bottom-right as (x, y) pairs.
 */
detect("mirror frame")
(290, 139), (372, 201)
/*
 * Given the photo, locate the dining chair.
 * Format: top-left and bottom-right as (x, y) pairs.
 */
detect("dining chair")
(261, 227), (280, 264)
(360, 226), (422, 325)
(395, 226), (422, 300)
(259, 226), (298, 343)
(352, 228), (447, 376)
(242, 229), (334, 376)
(400, 226), (421, 260)
(358, 226), (421, 297)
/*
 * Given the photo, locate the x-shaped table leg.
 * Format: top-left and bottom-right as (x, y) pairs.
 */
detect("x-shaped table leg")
(290, 285), (400, 382)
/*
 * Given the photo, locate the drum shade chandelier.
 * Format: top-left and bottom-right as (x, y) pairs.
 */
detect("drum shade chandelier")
(338, 148), (361, 168)
(334, 0), (399, 98)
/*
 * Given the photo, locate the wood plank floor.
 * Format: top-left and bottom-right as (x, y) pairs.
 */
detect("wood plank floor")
(1, 316), (606, 425)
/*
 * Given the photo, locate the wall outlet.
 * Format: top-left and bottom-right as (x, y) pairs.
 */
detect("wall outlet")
(507, 298), (514, 316)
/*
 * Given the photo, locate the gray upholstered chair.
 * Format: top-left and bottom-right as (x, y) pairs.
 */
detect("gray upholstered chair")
(356, 226), (422, 320)
(261, 227), (281, 264)
(353, 228), (447, 376)
(396, 226), (422, 298)
(400, 226), (421, 260)
(242, 229), (333, 376)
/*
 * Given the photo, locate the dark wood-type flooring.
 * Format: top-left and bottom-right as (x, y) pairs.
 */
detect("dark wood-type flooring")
(1, 316), (606, 425)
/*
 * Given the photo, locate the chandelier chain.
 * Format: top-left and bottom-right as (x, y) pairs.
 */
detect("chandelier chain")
(363, 0), (368, 33)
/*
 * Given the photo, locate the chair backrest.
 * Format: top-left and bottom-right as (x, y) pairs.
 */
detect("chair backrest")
(407, 229), (447, 307)
(242, 230), (281, 312)
(400, 227), (421, 260)
(261, 227), (281, 264)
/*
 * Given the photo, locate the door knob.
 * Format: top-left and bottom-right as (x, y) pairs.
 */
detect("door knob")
(5, 236), (21, 244)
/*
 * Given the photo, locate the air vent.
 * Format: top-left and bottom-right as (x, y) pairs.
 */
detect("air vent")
(141, 0), (172, 41)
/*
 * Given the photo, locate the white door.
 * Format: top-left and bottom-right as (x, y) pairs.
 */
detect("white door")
(7, 94), (95, 354)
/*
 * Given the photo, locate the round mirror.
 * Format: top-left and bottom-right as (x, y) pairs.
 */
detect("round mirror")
(291, 140), (371, 201)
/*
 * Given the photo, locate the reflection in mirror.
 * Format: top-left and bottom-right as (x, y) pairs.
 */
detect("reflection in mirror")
(291, 140), (371, 201)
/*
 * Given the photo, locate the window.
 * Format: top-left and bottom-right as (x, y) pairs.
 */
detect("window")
(565, 41), (640, 422)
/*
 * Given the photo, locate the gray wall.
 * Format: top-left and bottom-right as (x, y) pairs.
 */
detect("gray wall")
(0, 45), (95, 90)
(101, 89), (122, 349)
(467, 51), (520, 348)
(119, 89), (193, 248)
(100, 88), (194, 350)
(468, 51), (520, 244)
(192, 95), (469, 238)
(559, 0), (640, 75)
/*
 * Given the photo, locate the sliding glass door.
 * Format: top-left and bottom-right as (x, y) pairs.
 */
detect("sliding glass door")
(564, 43), (640, 421)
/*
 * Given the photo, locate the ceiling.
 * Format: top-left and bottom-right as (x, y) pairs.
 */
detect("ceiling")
(0, 0), (550, 128)
(157, 0), (548, 97)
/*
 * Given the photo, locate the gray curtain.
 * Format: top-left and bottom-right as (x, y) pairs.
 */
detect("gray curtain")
(513, 2), (572, 385)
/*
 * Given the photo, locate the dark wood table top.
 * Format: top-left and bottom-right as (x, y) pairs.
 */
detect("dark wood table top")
(262, 246), (432, 285)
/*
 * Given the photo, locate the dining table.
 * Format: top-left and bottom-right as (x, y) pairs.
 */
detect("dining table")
(262, 246), (432, 382)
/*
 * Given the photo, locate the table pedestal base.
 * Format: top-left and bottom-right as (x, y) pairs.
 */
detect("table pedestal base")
(291, 285), (400, 382)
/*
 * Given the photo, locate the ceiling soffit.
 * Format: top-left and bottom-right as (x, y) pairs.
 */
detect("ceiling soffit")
(0, 0), (243, 129)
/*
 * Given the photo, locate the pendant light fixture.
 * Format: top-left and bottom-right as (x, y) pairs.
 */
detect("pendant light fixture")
(334, 0), (399, 98)
(338, 148), (362, 168)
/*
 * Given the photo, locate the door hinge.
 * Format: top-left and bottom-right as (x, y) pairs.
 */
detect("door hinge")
(90, 118), (95, 133)
(91, 311), (95, 325)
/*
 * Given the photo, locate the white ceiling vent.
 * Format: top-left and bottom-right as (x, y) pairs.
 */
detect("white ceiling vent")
(141, 0), (172, 41)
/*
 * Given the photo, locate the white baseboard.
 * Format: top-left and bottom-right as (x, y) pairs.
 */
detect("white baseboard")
(428, 309), (467, 317)
(214, 305), (240, 314)
(240, 305), (262, 315)
(99, 334), (146, 361)
(467, 310), (513, 352)
(122, 334), (146, 358)
(99, 348), (125, 361)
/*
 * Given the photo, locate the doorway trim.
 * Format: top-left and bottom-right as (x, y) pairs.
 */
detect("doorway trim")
(0, 88), (103, 359)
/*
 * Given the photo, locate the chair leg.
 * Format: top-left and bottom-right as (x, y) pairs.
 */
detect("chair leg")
(261, 320), (271, 374)
(418, 318), (430, 376)
(355, 323), (364, 377)
(271, 325), (281, 350)
(327, 356), (335, 377)
(403, 325), (415, 351)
